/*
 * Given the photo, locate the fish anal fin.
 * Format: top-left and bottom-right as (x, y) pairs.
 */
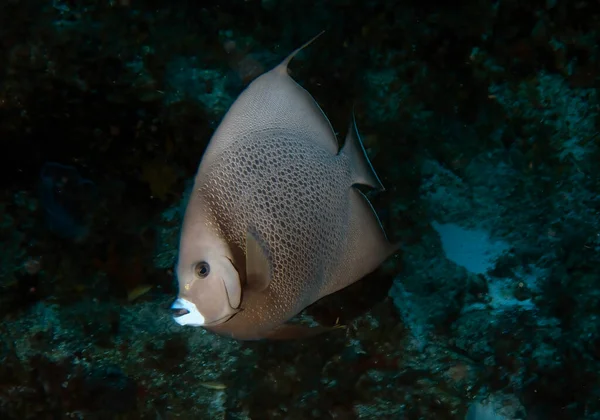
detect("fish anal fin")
(262, 322), (344, 340)
(318, 188), (398, 299)
(341, 114), (385, 191)
(246, 231), (271, 292)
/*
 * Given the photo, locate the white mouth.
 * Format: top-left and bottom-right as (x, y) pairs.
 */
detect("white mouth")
(171, 298), (205, 326)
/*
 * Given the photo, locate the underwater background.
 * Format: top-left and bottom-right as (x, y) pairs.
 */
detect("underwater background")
(1, 0), (599, 418)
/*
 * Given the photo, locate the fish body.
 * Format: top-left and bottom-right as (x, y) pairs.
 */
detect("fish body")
(172, 34), (397, 340)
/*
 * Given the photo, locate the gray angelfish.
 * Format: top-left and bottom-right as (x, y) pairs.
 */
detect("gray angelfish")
(171, 33), (398, 340)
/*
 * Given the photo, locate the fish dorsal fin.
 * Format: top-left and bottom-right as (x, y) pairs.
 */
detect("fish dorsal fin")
(200, 31), (339, 164)
(274, 31), (325, 75)
(245, 231), (272, 292)
(341, 114), (385, 191)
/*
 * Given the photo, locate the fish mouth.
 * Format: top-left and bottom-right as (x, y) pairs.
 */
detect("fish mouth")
(171, 298), (206, 326)
(170, 298), (238, 327)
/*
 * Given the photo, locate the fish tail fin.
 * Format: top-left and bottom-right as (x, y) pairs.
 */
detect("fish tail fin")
(348, 188), (398, 263)
(341, 113), (385, 191)
(276, 30), (325, 73)
(317, 188), (398, 300)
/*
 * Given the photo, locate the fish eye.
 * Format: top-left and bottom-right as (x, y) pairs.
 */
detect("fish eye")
(194, 261), (210, 278)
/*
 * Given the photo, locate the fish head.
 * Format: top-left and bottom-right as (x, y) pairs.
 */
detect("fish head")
(171, 211), (242, 327)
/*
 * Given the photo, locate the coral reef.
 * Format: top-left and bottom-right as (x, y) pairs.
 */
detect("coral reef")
(1, 0), (599, 418)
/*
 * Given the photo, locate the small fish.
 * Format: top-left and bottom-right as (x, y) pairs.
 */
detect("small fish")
(127, 284), (153, 302)
(199, 381), (227, 390)
(171, 33), (398, 340)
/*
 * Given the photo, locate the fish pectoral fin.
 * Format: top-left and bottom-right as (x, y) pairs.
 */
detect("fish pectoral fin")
(245, 231), (272, 292)
(263, 323), (345, 340)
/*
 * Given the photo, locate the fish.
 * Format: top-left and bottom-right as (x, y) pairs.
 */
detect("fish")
(199, 381), (228, 390)
(127, 284), (153, 302)
(171, 33), (398, 340)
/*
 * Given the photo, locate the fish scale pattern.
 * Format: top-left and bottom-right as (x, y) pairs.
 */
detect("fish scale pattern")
(198, 127), (351, 322)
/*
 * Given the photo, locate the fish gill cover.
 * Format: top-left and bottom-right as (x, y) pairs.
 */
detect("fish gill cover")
(0, 0), (599, 419)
